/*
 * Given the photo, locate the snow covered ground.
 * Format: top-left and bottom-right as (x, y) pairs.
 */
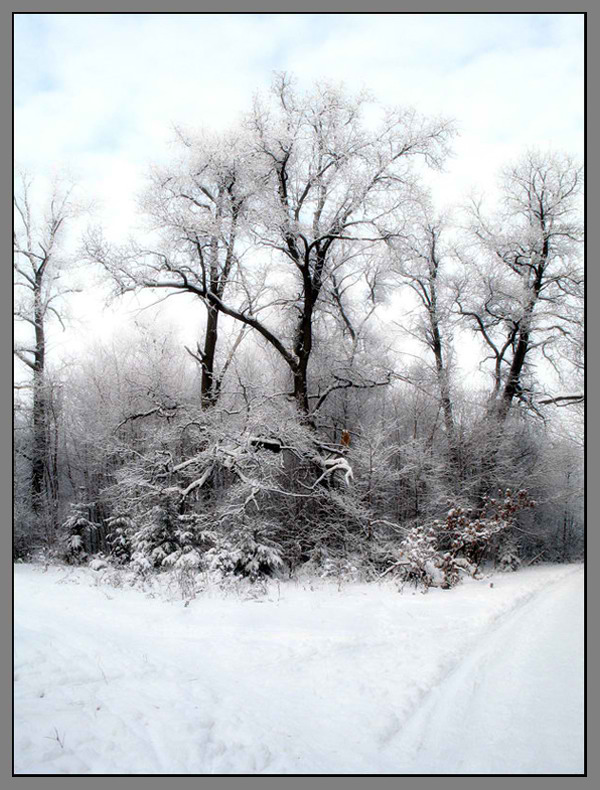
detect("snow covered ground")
(14, 562), (584, 775)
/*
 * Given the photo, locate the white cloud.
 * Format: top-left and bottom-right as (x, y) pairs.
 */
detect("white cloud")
(15, 13), (583, 207)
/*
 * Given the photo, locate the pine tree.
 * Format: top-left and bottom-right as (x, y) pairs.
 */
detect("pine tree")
(60, 502), (100, 564)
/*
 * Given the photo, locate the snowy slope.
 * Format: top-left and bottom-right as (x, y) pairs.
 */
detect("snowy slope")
(14, 563), (584, 775)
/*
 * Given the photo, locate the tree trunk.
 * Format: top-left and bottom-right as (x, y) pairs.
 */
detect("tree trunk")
(293, 363), (310, 415)
(200, 304), (220, 409)
(31, 287), (47, 515)
(430, 318), (455, 441)
(292, 282), (316, 418)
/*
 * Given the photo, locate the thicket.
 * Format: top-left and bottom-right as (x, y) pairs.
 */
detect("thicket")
(14, 76), (584, 588)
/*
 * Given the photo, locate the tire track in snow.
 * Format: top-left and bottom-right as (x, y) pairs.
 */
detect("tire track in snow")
(376, 565), (581, 747)
(382, 566), (584, 774)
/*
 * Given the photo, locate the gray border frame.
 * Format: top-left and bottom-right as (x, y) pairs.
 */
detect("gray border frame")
(6, 2), (591, 790)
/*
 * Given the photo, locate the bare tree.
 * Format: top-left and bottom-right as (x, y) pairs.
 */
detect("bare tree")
(452, 150), (583, 503)
(87, 74), (455, 420)
(388, 204), (457, 445)
(456, 150), (583, 424)
(138, 130), (253, 408)
(13, 173), (80, 518)
(243, 74), (454, 414)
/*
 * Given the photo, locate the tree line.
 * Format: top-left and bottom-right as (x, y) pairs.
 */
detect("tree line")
(14, 74), (584, 587)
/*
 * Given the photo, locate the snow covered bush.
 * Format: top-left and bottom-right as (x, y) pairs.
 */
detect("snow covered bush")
(159, 519), (217, 600)
(498, 540), (522, 572)
(320, 557), (363, 583)
(299, 543), (375, 583)
(387, 524), (468, 590)
(160, 515), (217, 570)
(89, 555), (109, 571)
(440, 489), (535, 570)
(129, 494), (217, 574)
(206, 523), (285, 582)
(385, 489), (535, 590)
(105, 515), (135, 565)
(130, 496), (180, 573)
(60, 503), (101, 565)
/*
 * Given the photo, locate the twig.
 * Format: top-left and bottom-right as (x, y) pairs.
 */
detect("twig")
(45, 727), (65, 749)
(526, 551), (546, 566)
(379, 560), (410, 579)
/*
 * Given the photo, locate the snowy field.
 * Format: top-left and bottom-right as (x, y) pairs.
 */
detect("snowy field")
(14, 562), (584, 775)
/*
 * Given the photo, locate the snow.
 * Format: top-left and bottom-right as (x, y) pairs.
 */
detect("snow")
(14, 562), (584, 775)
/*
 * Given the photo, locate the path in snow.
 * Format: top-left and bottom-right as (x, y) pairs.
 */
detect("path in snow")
(385, 567), (584, 773)
(14, 563), (584, 774)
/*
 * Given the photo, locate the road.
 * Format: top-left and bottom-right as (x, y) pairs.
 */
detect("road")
(388, 566), (585, 774)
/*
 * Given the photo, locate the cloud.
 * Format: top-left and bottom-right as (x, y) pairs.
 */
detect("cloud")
(15, 14), (583, 189)
(14, 12), (584, 354)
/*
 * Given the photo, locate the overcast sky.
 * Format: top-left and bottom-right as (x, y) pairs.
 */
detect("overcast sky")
(14, 12), (584, 361)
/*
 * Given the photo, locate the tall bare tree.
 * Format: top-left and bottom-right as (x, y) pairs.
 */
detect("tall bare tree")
(14, 173), (80, 518)
(388, 205), (457, 444)
(87, 74), (455, 420)
(243, 74), (454, 414)
(138, 130), (253, 408)
(454, 150), (583, 500)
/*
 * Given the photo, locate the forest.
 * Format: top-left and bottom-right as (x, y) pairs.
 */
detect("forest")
(14, 74), (584, 592)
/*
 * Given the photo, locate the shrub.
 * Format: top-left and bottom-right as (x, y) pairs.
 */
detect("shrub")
(206, 523), (285, 581)
(105, 515), (135, 564)
(60, 503), (101, 565)
(386, 489), (535, 590)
